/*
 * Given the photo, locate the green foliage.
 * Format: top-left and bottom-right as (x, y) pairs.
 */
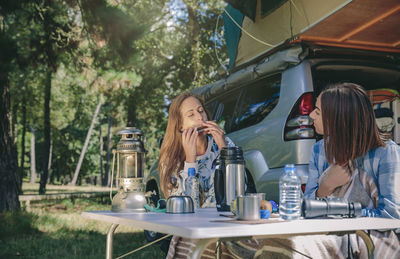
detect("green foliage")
(5, 0), (229, 187)
(0, 31), (17, 73)
(80, 0), (144, 69)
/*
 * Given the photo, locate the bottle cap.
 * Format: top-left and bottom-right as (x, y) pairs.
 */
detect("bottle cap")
(188, 167), (196, 176)
(284, 164), (295, 172)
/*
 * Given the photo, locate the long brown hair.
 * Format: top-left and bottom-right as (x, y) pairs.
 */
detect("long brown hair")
(320, 82), (384, 166)
(158, 92), (208, 197)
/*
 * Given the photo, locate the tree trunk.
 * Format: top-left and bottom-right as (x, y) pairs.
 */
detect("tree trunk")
(105, 115), (112, 186)
(127, 92), (137, 127)
(70, 99), (102, 186)
(184, 0), (200, 83)
(0, 71), (20, 212)
(19, 97), (27, 192)
(39, 70), (52, 194)
(99, 122), (104, 186)
(47, 139), (52, 184)
(12, 98), (18, 141)
(10, 94), (23, 194)
(30, 128), (37, 183)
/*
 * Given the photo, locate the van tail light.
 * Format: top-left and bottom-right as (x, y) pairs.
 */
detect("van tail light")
(284, 93), (315, 141)
(301, 184), (306, 193)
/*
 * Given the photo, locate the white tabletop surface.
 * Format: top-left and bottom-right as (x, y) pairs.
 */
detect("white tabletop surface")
(82, 208), (400, 239)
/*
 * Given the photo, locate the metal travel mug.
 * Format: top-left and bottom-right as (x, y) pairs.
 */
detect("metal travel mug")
(215, 146), (245, 212)
(226, 163), (245, 205)
(236, 195), (260, 221)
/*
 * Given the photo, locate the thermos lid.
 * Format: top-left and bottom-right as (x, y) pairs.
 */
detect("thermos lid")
(220, 146), (244, 161)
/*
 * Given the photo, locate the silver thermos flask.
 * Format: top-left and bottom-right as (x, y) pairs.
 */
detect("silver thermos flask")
(215, 146), (245, 212)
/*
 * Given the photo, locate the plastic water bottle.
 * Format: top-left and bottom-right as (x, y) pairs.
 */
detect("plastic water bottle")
(185, 168), (200, 209)
(279, 164), (301, 220)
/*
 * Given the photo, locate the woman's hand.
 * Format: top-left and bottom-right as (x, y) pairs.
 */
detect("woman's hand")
(203, 121), (226, 150)
(182, 127), (198, 163)
(316, 164), (351, 197)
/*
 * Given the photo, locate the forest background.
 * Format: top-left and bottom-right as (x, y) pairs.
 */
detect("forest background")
(0, 0), (229, 211)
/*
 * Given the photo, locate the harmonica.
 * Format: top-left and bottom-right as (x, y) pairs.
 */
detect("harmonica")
(180, 126), (206, 134)
(197, 126), (206, 133)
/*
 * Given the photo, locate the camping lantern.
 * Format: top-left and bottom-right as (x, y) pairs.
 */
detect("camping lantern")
(111, 127), (147, 212)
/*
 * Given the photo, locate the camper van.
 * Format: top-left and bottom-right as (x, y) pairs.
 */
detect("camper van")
(144, 0), (400, 226)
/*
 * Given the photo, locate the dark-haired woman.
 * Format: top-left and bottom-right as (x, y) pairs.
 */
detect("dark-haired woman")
(304, 82), (400, 257)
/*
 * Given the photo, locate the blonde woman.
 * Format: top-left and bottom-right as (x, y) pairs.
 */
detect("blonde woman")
(158, 91), (234, 204)
(158, 92), (235, 258)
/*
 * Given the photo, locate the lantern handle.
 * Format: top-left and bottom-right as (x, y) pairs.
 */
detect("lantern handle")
(109, 149), (117, 202)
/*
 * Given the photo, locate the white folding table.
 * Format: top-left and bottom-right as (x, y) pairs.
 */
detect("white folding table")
(82, 208), (400, 259)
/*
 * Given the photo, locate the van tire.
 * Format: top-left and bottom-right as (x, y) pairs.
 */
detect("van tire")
(145, 180), (160, 206)
(143, 231), (171, 255)
(144, 230), (163, 242)
(143, 181), (170, 252)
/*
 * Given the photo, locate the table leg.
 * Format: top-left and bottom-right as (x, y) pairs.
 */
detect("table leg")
(191, 238), (218, 259)
(106, 224), (119, 259)
(355, 230), (374, 259)
(215, 240), (221, 259)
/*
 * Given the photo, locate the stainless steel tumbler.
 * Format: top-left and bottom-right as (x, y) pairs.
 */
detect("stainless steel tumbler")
(225, 162), (245, 206)
(236, 195), (260, 221)
(215, 146), (245, 211)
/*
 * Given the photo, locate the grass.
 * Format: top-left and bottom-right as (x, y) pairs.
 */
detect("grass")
(2, 186), (166, 259)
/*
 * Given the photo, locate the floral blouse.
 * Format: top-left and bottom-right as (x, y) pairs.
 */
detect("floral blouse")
(168, 135), (235, 208)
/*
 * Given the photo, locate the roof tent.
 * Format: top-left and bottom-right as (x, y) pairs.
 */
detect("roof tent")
(223, 0), (400, 69)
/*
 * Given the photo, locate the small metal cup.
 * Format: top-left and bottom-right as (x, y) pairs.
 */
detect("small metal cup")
(236, 195), (260, 221)
(247, 193), (265, 206)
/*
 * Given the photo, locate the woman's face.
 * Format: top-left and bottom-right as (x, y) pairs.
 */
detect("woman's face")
(310, 95), (324, 135)
(179, 97), (208, 131)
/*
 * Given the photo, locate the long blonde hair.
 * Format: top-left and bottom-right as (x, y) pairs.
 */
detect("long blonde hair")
(158, 92), (208, 197)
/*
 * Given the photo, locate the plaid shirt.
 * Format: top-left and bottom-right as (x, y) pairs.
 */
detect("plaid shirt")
(304, 139), (400, 219)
